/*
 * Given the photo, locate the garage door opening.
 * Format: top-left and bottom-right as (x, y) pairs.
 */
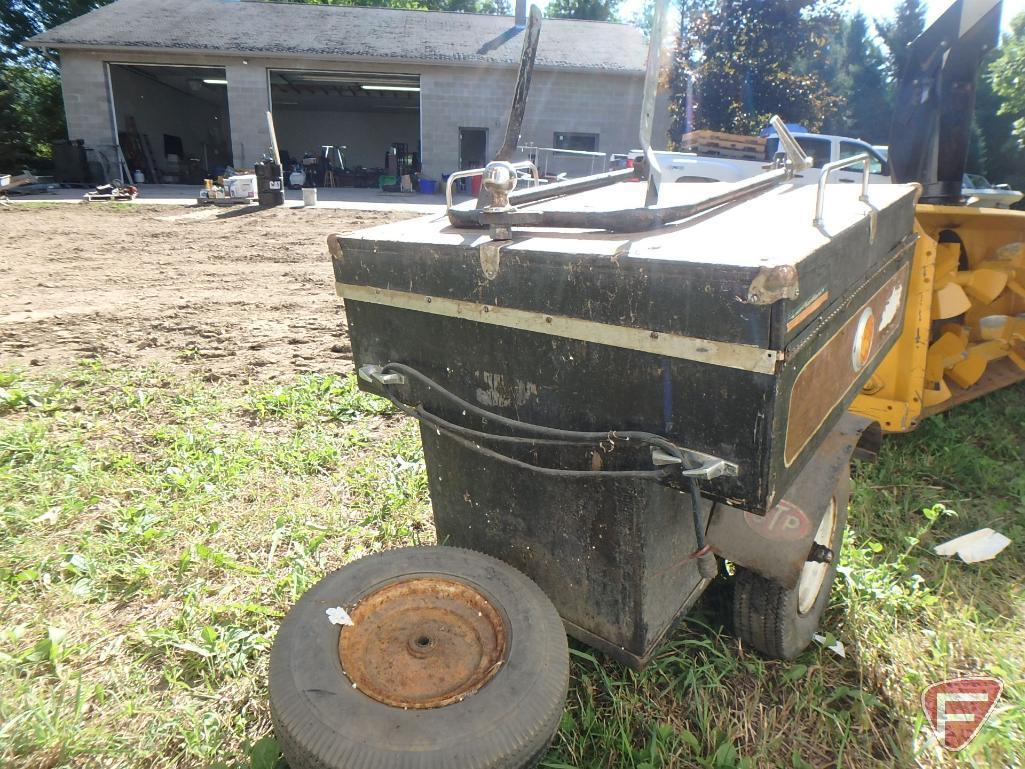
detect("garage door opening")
(108, 64), (232, 184)
(270, 70), (420, 188)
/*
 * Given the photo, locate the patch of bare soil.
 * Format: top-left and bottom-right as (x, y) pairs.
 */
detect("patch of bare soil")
(0, 204), (417, 379)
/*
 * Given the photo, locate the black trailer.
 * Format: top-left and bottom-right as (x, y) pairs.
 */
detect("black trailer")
(270, 147), (916, 769)
(260, 2), (989, 767)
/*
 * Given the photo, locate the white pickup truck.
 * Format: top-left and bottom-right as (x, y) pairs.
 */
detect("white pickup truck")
(654, 133), (891, 186)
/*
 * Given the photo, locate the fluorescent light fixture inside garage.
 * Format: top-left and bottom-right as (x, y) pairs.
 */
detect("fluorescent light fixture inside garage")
(360, 84), (420, 92)
(203, 78), (228, 85)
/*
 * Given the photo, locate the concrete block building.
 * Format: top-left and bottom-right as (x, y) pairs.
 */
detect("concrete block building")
(28, 0), (654, 183)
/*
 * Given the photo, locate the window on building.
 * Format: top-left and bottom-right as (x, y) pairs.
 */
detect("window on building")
(553, 132), (598, 152)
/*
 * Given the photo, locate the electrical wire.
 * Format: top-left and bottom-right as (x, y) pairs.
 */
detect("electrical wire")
(374, 362), (714, 561)
(382, 362), (684, 457)
(380, 387), (672, 480)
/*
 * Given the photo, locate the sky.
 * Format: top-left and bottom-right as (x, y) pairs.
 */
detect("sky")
(856, 0), (1024, 29)
(615, 0), (1025, 33)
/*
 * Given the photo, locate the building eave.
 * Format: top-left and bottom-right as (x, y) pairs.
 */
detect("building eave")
(27, 41), (645, 77)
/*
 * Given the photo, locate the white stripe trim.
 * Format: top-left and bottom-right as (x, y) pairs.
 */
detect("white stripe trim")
(336, 282), (781, 375)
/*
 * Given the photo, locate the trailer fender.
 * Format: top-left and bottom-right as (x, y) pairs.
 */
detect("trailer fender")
(705, 412), (871, 588)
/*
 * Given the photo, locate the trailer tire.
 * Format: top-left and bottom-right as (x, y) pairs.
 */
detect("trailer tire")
(731, 469), (849, 660)
(269, 546), (569, 769)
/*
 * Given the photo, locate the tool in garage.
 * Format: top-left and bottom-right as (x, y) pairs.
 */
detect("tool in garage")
(380, 142), (421, 192)
(321, 144), (347, 187)
(269, 2), (1016, 768)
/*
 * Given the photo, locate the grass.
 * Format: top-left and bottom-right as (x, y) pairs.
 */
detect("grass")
(0, 362), (1022, 768)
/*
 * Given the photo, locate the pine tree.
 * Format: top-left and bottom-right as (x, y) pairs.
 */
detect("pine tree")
(840, 12), (891, 143)
(877, 0), (926, 83)
(544, 0), (619, 21)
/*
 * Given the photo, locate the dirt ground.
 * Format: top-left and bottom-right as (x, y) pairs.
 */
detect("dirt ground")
(0, 204), (416, 379)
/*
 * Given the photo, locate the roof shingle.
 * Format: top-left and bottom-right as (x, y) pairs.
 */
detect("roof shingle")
(27, 0), (647, 73)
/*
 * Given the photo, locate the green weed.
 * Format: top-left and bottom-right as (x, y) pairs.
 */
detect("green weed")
(1, 363), (1021, 768)
(0, 364), (429, 767)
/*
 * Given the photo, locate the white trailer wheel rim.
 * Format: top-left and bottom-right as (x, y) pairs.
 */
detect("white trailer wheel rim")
(797, 499), (836, 615)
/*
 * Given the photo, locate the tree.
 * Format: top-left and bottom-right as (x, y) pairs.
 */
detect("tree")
(669, 0), (843, 139)
(630, 0), (654, 34)
(1, 1), (113, 63)
(1, 2), (117, 170)
(802, 16), (846, 136)
(989, 13), (1025, 150)
(0, 71), (31, 169)
(545, 0), (619, 21)
(979, 13), (1025, 196)
(838, 12), (891, 143)
(667, 0), (699, 136)
(876, 0), (925, 83)
(0, 63), (65, 167)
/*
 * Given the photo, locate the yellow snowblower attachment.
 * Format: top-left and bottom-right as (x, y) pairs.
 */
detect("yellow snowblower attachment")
(851, 206), (1025, 432)
(847, 0), (1023, 434)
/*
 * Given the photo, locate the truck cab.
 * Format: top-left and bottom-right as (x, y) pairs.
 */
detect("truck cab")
(653, 132), (892, 186)
(765, 133), (891, 183)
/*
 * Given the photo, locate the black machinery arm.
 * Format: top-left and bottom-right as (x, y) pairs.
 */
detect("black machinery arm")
(889, 0), (1003, 203)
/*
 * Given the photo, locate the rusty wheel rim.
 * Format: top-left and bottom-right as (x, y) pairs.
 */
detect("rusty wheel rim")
(338, 577), (508, 709)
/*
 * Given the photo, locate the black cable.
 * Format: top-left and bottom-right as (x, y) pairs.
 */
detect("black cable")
(373, 362), (715, 559)
(687, 477), (707, 551)
(688, 476), (717, 578)
(386, 395), (671, 480)
(411, 405), (602, 449)
(382, 362), (684, 458)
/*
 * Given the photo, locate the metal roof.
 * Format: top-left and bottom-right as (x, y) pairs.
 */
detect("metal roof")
(27, 0), (647, 73)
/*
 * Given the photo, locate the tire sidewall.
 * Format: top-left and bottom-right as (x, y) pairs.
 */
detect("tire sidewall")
(269, 546), (568, 768)
(780, 472), (849, 658)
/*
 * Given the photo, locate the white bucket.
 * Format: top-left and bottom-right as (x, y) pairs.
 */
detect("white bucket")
(302, 187), (318, 207)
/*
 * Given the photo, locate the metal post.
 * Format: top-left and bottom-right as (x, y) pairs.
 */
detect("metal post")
(640, 0), (669, 206)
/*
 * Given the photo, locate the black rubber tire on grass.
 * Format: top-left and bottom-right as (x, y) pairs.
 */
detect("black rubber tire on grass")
(732, 469), (849, 660)
(269, 546), (569, 769)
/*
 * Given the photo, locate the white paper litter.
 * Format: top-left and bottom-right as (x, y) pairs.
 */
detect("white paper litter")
(934, 528), (1011, 564)
(326, 606), (355, 626)
(813, 634), (846, 658)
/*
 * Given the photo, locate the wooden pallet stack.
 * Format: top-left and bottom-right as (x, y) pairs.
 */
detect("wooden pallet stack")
(677, 130), (767, 162)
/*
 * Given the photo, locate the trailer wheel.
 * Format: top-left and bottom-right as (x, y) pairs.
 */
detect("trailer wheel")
(269, 546), (569, 769)
(732, 469), (849, 660)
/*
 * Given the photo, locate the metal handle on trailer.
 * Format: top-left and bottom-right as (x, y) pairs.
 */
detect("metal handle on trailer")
(445, 161), (540, 213)
(813, 153), (872, 228)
